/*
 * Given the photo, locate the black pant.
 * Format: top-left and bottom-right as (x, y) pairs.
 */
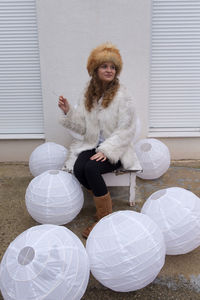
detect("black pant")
(73, 149), (121, 197)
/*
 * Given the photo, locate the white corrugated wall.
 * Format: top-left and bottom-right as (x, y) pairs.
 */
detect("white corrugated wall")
(0, 0), (44, 138)
(149, 0), (200, 137)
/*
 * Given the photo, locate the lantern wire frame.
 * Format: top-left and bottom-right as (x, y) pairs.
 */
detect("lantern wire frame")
(0, 224), (90, 300)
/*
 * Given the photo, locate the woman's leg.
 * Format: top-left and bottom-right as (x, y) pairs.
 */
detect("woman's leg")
(81, 157), (121, 238)
(73, 149), (96, 189)
(84, 158), (121, 196)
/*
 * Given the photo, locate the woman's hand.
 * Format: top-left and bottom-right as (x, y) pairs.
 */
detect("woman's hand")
(90, 152), (107, 162)
(58, 96), (70, 114)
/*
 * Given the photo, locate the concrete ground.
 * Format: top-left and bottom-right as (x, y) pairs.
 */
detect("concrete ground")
(0, 160), (200, 300)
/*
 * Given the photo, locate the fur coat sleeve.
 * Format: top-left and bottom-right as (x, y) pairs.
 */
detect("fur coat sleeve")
(96, 89), (135, 164)
(59, 97), (86, 135)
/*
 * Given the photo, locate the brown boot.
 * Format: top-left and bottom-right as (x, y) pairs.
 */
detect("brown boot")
(82, 192), (112, 238)
(86, 189), (106, 221)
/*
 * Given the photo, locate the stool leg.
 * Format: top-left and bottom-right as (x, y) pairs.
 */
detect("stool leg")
(129, 173), (136, 206)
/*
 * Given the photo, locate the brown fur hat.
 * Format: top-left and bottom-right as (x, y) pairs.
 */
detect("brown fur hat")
(87, 42), (123, 76)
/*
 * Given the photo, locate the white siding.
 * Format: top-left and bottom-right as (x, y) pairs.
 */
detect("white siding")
(149, 0), (200, 136)
(0, 0), (44, 137)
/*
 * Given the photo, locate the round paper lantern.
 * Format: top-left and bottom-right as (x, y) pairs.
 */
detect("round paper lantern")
(25, 170), (83, 225)
(0, 224), (90, 300)
(135, 138), (170, 179)
(141, 187), (200, 255)
(86, 210), (166, 292)
(29, 142), (67, 177)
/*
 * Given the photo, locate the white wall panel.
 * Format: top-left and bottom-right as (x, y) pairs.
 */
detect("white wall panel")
(150, 0), (200, 136)
(0, 0), (44, 136)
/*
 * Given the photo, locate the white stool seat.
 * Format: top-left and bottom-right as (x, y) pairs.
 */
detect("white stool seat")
(103, 169), (141, 206)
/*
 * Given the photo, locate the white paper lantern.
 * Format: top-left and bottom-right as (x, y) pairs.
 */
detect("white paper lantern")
(25, 170), (84, 225)
(0, 224), (90, 300)
(135, 138), (170, 179)
(141, 187), (200, 255)
(86, 210), (166, 292)
(29, 142), (67, 177)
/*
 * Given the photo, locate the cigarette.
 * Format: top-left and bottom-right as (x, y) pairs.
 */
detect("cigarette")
(52, 91), (59, 97)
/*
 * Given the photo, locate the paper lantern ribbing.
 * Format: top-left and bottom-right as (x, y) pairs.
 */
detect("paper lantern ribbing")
(135, 138), (170, 179)
(29, 142), (67, 177)
(0, 224), (90, 300)
(141, 187), (200, 255)
(25, 170), (83, 225)
(86, 210), (166, 292)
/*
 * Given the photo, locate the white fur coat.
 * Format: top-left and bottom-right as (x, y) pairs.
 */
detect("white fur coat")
(59, 84), (141, 172)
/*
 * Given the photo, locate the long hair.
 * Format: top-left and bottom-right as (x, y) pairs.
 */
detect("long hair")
(84, 71), (120, 112)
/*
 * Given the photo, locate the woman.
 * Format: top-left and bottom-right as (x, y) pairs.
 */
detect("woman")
(58, 43), (140, 238)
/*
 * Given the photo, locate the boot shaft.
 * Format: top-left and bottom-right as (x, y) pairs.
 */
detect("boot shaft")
(93, 192), (112, 220)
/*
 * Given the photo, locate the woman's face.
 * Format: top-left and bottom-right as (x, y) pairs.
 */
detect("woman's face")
(97, 61), (116, 83)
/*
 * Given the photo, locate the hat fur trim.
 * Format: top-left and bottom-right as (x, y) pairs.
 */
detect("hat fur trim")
(87, 42), (123, 76)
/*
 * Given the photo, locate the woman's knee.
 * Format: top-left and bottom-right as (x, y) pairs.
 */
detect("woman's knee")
(73, 160), (84, 180)
(84, 160), (99, 177)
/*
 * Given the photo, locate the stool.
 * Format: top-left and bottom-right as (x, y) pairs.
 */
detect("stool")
(102, 169), (139, 206)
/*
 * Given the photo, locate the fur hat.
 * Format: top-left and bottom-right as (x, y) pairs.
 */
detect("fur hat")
(87, 42), (123, 76)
